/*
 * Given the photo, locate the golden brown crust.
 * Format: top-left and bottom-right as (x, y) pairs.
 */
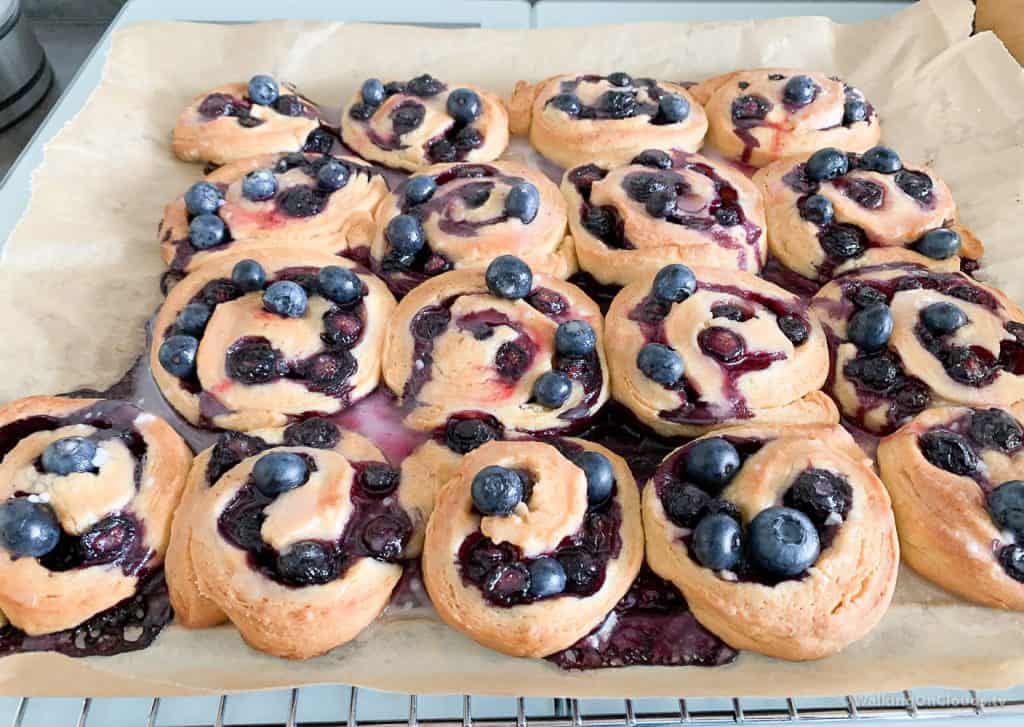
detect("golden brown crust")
(422, 439), (642, 658)
(643, 424), (899, 660)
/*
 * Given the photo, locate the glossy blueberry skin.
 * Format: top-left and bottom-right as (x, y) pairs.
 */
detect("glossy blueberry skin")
(692, 512), (743, 571)
(748, 506), (820, 578)
(485, 255), (533, 300)
(533, 371), (572, 408)
(189, 213), (227, 249)
(555, 320), (597, 357)
(847, 303), (893, 351)
(0, 499), (61, 558)
(657, 93), (690, 122)
(637, 343), (684, 386)
(799, 194), (834, 225)
(859, 145), (902, 174)
(505, 182), (540, 224)
(575, 450), (615, 506)
(607, 72), (633, 87)
(632, 149), (673, 169)
(317, 266), (362, 305)
(262, 280), (308, 318)
(684, 437), (741, 492)
(920, 302), (968, 336)
(645, 189), (677, 218)
(446, 88), (482, 124)
(804, 148), (849, 182)
(385, 214), (426, 256)
(404, 175), (437, 205)
(470, 465), (525, 516)
(316, 160), (350, 191)
(843, 99), (868, 124)
(184, 181), (223, 216)
(914, 228), (961, 260)
(241, 168), (278, 202)
(247, 74), (279, 106)
(276, 541), (337, 585)
(252, 452), (310, 496)
(528, 556), (567, 597)
(41, 436), (98, 475)
(158, 334), (199, 377)
(176, 302), (213, 337)
(231, 259), (266, 292)
(361, 78), (386, 106)
(782, 75), (817, 106)
(988, 480), (1024, 536)
(550, 93), (582, 117)
(652, 264), (697, 304)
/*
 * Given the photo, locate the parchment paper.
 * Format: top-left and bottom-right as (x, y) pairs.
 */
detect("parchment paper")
(3, 0), (1024, 699)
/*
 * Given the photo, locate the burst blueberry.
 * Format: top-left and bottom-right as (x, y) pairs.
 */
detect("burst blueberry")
(645, 189), (677, 218)
(969, 409), (1023, 452)
(782, 75), (818, 106)
(920, 302), (967, 336)
(247, 74), (279, 106)
(242, 168), (278, 201)
(805, 148), (849, 182)
(652, 264), (697, 304)
(533, 371), (572, 408)
(505, 182), (540, 224)
(277, 541), (337, 585)
(575, 450), (615, 506)
(175, 302), (212, 337)
(528, 557), (567, 598)
(555, 320), (596, 357)
(663, 484), (711, 529)
(183, 181), (222, 215)
(637, 343), (684, 386)
(657, 93), (690, 123)
(631, 149), (673, 169)
(231, 259), (266, 292)
(607, 72), (633, 87)
(0, 499), (61, 558)
(252, 452), (309, 496)
(471, 465), (525, 516)
(684, 437), (740, 492)
(847, 303), (893, 351)
(316, 160), (350, 191)
(485, 255), (533, 300)
(550, 93), (582, 116)
(263, 280), (308, 318)
(919, 430), (978, 475)
(749, 506), (820, 577)
(361, 78), (386, 106)
(692, 512), (743, 571)
(407, 74), (444, 97)
(843, 99), (868, 124)
(41, 436), (97, 475)
(859, 145), (902, 174)
(446, 88), (482, 124)
(914, 228), (961, 260)
(158, 335), (199, 377)
(189, 213), (226, 249)
(404, 175), (437, 205)
(386, 214), (426, 256)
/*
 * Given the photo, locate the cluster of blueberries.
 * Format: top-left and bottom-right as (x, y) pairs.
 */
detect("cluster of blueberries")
(547, 72), (691, 124)
(731, 72), (868, 127)
(198, 74), (309, 126)
(635, 265), (698, 386)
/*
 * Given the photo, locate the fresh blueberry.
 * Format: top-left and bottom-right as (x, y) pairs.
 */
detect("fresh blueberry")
(533, 371), (572, 408)
(783, 468), (853, 527)
(692, 512), (743, 571)
(276, 541), (337, 585)
(471, 465), (525, 516)
(485, 255), (533, 300)
(749, 506), (820, 577)
(988, 481), (1024, 535)
(645, 189), (677, 218)
(652, 264), (697, 304)
(782, 75), (818, 106)
(404, 175), (437, 205)
(607, 72), (633, 87)
(684, 437), (741, 492)
(859, 145), (902, 174)
(252, 451), (309, 496)
(446, 88), (482, 124)
(843, 99), (868, 125)
(637, 343), (684, 386)
(663, 484), (711, 528)
(0, 499), (61, 558)
(361, 78), (386, 106)
(505, 182), (540, 224)
(175, 302), (212, 336)
(316, 160), (350, 191)
(919, 430), (979, 475)
(247, 74), (279, 106)
(242, 168), (278, 202)
(189, 213), (227, 249)
(262, 280), (308, 318)
(657, 93), (690, 123)
(576, 450), (615, 506)
(914, 228), (961, 260)
(550, 93), (582, 116)
(798, 194), (833, 225)
(555, 320), (596, 357)
(318, 265), (362, 305)
(805, 148), (849, 182)
(41, 436), (98, 475)
(231, 259), (266, 292)
(847, 303), (893, 351)
(920, 302), (967, 336)
(385, 214), (426, 256)
(158, 334), (199, 377)
(970, 409), (1023, 452)
(631, 149), (673, 169)
(183, 181), (223, 215)
(528, 557), (567, 597)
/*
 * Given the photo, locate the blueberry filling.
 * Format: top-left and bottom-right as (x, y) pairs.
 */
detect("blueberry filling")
(546, 74), (677, 123)
(442, 414), (503, 454)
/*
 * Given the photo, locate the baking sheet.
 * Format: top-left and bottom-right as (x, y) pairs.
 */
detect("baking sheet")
(3, 0), (1024, 699)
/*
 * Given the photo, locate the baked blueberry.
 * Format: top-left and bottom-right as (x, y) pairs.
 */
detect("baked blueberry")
(263, 280), (308, 318)
(283, 417), (340, 449)
(0, 499), (61, 558)
(176, 302), (213, 337)
(316, 159), (350, 191)
(392, 103), (426, 135)
(575, 450), (615, 506)
(843, 99), (868, 124)
(699, 327), (745, 363)
(969, 409), (1023, 452)
(820, 224), (867, 259)
(247, 74), (279, 106)
(550, 93), (582, 117)
(41, 436), (97, 475)
(484, 562), (531, 602)
(273, 95), (306, 117)
(782, 75), (818, 106)
(784, 468), (852, 527)
(778, 315), (810, 346)
(231, 259), (266, 292)
(749, 506), (820, 577)
(360, 463), (400, 497)
(485, 255), (533, 300)
(226, 340), (279, 384)
(505, 182), (540, 224)
(692, 512), (743, 571)
(637, 343), (684, 386)
(657, 93), (690, 123)
(446, 88), (482, 124)
(914, 228), (961, 260)
(533, 371), (572, 408)
(159, 334), (199, 377)
(798, 194), (834, 225)
(558, 548), (600, 594)
(189, 213), (227, 249)
(348, 102), (376, 121)
(404, 175), (437, 205)
(386, 214), (426, 256)
(317, 265), (362, 305)
(607, 72), (633, 87)
(662, 483), (711, 529)
(184, 181), (223, 216)
(988, 480), (1024, 536)
(361, 78), (386, 106)
(407, 74), (444, 97)
(919, 430), (979, 475)
(920, 302), (967, 336)
(242, 168), (278, 202)
(805, 148), (849, 182)
(555, 320), (596, 357)
(732, 95), (771, 121)
(632, 149), (673, 169)
(895, 170), (933, 200)
(847, 303), (893, 351)
(859, 145), (902, 174)
(1000, 545), (1024, 582)
(713, 204), (740, 226)
(600, 90), (636, 119)
(684, 437), (740, 492)
(277, 541), (337, 586)
(383, 81), (405, 96)
(252, 452), (310, 496)
(528, 556), (567, 597)
(445, 418), (498, 454)
(652, 263), (697, 304)
(645, 189), (677, 218)
(471, 465), (525, 516)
